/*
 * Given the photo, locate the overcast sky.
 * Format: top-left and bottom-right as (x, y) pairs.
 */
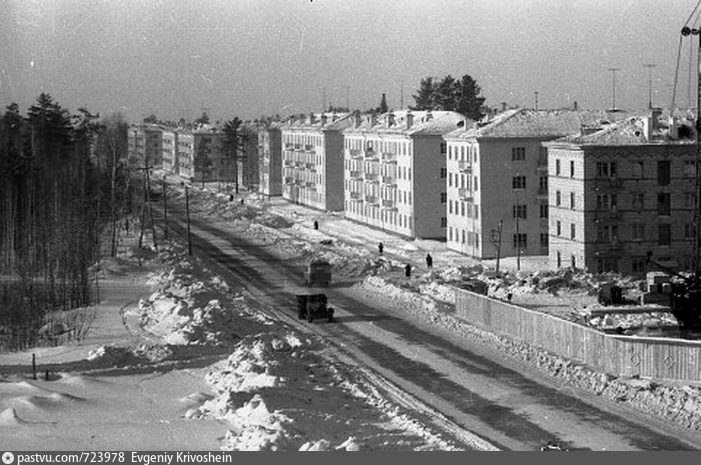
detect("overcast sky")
(1, 0), (699, 123)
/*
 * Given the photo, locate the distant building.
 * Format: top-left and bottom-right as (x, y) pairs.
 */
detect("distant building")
(280, 112), (353, 211)
(545, 109), (697, 275)
(344, 110), (465, 239)
(237, 124), (260, 191)
(176, 126), (236, 183)
(161, 128), (178, 173)
(127, 124), (163, 168)
(258, 124), (282, 197)
(443, 109), (628, 259)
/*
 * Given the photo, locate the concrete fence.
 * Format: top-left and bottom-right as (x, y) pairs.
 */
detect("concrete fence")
(455, 288), (701, 383)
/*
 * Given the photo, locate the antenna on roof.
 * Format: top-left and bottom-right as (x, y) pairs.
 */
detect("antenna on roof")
(322, 87), (326, 112)
(643, 63), (657, 109)
(607, 68), (620, 111)
(534, 91), (539, 111)
(346, 85), (350, 110)
(400, 79), (404, 109)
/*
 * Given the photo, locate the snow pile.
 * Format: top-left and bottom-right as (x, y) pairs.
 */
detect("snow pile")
(132, 248), (274, 345)
(198, 330), (460, 451)
(87, 344), (174, 366)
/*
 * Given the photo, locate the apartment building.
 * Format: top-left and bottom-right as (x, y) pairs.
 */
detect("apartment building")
(343, 110), (464, 239)
(127, 124), (163, 168)
(280, 112), (352, 211)
(161, 129), (178, 173)
(443, 109), (626, 259)
(258, 124), (282, 197)
(175, 127), (236, 183)
(236, 125), (260, 191)
(545, 110), (697, 275)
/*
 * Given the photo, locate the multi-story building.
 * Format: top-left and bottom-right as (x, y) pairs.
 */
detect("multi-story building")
(343, 110), (464, 239)
(258, 124), (282, 197)
(545, 109), (697, 275)
(176, 130), (194, 180)
(176, 126), (236, 183)
(443, 109), (626, 259)
(280, 112), (352, 211)
(127, 124), (163, 168)
(237, 124), (260, 191)
(161, 129), (178, 173)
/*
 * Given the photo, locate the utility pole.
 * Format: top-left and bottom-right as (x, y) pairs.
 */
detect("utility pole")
(643, 63), (656, 109)
(185, 184), (192, 255)
(534, 91), (539, 111)
(346, 85), (350, 110)
(516, 217), (521, 271)
(608, 68), (620, 111)
(162, 176), (168, 240)
(497, 219), (503, 274)
(400, 79), (404, 109)
(322, 87), (327, 112)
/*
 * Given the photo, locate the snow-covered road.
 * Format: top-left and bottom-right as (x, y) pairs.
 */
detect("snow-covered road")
(161, 191), (700, 451)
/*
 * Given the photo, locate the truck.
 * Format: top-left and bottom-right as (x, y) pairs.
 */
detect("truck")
(304, 259), (332, 287)
(296, 293), (334, 322)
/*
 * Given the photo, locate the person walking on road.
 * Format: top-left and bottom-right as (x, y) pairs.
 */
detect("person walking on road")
(426, 253), (433, 268)
(378, 242), (384, 254)
(404, 263), (412, 277)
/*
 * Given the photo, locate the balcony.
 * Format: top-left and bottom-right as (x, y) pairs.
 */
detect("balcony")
(595, 209), (619, 222)
(458, 188), (474, 202)
(458, 160), (472, 173)
(349, 149), (363, 159)
(364, 172), (379, 182)
(382, 152), (397, 163)
(305, 163), (317, 171)
(284, 176), (294, 185)
(365, 194), (379, 204)
(365, 149), (378, 160)
(349, 170), (363, 179)
(595, 240), (624, 256)
(349, 191), (362, 200)
(305, 182), (316, 189)
(381, 199), (396, 210)
(381, 176), (396, 186)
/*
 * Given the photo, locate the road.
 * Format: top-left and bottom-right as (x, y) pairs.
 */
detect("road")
(157, 189), (700, 451)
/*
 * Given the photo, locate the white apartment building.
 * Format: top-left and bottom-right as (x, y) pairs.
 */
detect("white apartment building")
(161, 129), (177, 173)
(343, 110), (465, 239)
(280, 112), (352, 211)
(444, 109), (627, 259)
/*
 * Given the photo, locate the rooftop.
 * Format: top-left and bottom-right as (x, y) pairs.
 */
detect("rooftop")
(345, 110), (468, 136)
(281, 112), (353, 131)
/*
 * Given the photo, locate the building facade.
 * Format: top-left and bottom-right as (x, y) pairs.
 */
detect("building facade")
(161, 129), (178, 173)
(176, 131), (195, 180)
(280, 112), (352, 211)
(237, 125), (260, 191)
(343, 110), (464, 239)
(546, 111), (697, 275)
(127, 124), (163, 168)
(444, 109), (626, 259)
(258, 125), (283, 197)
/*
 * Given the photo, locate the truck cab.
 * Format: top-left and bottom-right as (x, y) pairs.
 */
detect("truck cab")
(304, 259), (332, 287)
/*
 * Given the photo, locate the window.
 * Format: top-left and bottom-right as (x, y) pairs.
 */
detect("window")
(657, 192), (671, 216)
(555, 159), (561, 176)
(440, 192), (447, 204)
(557, 251), (562, 268)
(570, 192), (575, 209)
(658, 222), (671, 246)
(632, 223), (645, 241)
(512, 147), (526, 161)
(556, 221), (561, 236)
(540, 233), (549, 248)
(684, 160), (696, 177)
(539, 176), (548, 192)
(513, 233), (527, 249)
(448, 200), (453, 214)
(570, 160), (575, 177)
(440, 142), (447, 154)
(596, 161), (618, 178)
(440, 217), (447, 227)
(597, 258), (619, 273)
(513, 204), (527, 219)
(597, 224), (618, 242)
(658, 160), (670, 185)
(632, 257), (647, 273)
(684, 223), (695, 240)
(570, 223), (576, 239)
(597, 193), (618, 210)
(540, 203), (548, 218)
(632, 192), (645, 210)
(512, 176), (526, 189)
(632, 161), (644, 178)
(555, 190), (561, 206)
(448, 173), (453, 187)
(684, 191), (696, 208)
(440, 167), (447, 179)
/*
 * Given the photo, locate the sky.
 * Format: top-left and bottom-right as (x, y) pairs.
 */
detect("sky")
(1, 0), (700, 123)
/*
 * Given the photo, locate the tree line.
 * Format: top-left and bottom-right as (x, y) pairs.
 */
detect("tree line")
(0, 93), (137, 350)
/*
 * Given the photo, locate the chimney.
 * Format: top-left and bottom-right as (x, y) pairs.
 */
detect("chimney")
(669, 116), (679, 139)
(406, 111), (414, 129)
(386, 112), (395, 128)
(642, 116), (653, 140)
(369, 114), (377, 127)
(308, 112), (315, 125)
(353, 111), (361, 129)
(651, 107), (662, 130)
(321, 114), (328, 126)
(425, 110), (433, 121)
(501, 102), (507, 112)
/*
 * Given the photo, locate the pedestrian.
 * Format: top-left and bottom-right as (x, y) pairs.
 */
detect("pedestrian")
(228, 194), (234, 202)
(404, 263), (411, 277)
(378, 242), (384, 254)
(507, 292), (513, 302)
(240, 198), (245, 205)
(426, 253), (433, 268)
(313, 220), (319, 230)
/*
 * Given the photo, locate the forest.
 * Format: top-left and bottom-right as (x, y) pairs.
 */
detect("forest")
(0, 93), (134, 351)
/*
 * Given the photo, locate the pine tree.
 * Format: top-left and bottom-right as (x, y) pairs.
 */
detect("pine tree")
(411, 77), (437, 110)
